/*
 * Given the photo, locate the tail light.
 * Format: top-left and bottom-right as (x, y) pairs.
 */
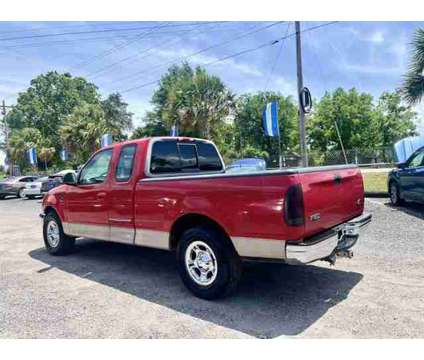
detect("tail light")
(284, 184), (305, 226)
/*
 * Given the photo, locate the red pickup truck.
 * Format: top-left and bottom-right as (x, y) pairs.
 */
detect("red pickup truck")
(41, 137), (371, 299)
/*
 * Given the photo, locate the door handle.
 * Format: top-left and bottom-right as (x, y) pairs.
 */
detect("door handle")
(97, 192), (107, 199)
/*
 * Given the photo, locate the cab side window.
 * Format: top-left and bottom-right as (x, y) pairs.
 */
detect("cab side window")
(79, 149), (113, 185)
(115, 145), (137, 182)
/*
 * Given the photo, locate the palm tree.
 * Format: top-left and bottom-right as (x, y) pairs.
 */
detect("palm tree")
(60, 102), (106, 164)
(402, 28), (424, 105)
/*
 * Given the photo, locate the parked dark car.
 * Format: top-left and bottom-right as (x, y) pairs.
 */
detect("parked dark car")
(388, 146), (424, 205)
(40, 170), (76, 194)
(0, 176), (39, 199)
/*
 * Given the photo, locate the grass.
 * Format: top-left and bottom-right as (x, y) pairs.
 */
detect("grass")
(362, 172), (388, 194)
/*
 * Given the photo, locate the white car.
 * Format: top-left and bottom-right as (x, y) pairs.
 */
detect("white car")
(23, 176), (49, 199)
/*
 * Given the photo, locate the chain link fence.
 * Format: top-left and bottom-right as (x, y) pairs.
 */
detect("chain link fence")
(266, 146), (396, 168)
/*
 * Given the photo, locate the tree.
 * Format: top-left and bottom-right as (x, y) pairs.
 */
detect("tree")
(59, 102), (109, 165)
(307, 88), (380, 152)
(5, 71), (100, 146)
(131, 112), (167, 139)
(375, 91), (417, 148)
(143, 63), (235, 142)
(234, 92), (299, 166)
(8, 128), (42, 171)
(101, 93), (133, 141)
(402, 28), (424, 105)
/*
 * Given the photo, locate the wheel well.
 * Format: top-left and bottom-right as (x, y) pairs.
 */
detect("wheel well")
(44, 206), (59, 218)
(169, 213), (234, 251)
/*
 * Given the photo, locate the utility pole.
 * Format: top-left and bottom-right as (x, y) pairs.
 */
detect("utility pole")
(295, 21), (308, 167)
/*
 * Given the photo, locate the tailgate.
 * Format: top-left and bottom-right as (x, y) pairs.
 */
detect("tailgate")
(297, 166), (364, 238)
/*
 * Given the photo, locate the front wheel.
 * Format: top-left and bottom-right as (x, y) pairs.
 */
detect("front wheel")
(177, 227), (242, 300)
(43, 212), (75, 255)
(18, 188), (25, 198)
(389, 182), (403, 206)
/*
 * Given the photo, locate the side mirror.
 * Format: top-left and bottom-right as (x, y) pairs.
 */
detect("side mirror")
(397, 162), (407, 169)
(63, 172), (77, 185)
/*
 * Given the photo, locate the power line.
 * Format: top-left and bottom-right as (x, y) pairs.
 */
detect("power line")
(0, 21), (145, 36)
(263, 22), (291, 93)
(0, 21), (219, 42)
(120, 21), (339, 94)
(67, 22), (171, 71)
(107, 21), (285, 87)
(1, 25), (241, 50)
(85, 22), (226, 79)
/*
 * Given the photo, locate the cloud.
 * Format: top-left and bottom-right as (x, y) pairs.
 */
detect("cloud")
(341, 62), (402, 76)
(367, 31), (385, 44)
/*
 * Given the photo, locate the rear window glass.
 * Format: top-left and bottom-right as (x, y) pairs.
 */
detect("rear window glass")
(178, 144), (198, 170)
(196, 141), (223, 171)
(150, 141), (181, 174)
(150, 140), (223, 175)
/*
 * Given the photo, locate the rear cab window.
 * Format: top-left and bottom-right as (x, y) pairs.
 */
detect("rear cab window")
(149, 139), (223, 176)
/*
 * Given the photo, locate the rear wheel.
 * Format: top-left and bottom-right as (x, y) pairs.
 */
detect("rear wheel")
(389, 182), (403, 206)
(177, 226), (242, 300)
(43, 212), (75, 255)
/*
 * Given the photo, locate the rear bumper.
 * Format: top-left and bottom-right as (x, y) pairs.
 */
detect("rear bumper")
(285, 213), (372, 264)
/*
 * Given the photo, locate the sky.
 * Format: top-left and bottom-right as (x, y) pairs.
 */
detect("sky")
(0, 21), (424, 165)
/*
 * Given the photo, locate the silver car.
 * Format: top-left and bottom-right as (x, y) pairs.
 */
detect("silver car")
(23, 176), (49, 199)
(0, 176), (39, 199)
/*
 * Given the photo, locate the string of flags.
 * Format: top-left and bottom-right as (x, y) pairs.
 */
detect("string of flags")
(21, 134), (113, 166)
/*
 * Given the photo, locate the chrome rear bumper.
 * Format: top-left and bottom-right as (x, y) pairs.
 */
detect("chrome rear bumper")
(285, 213), (372, 264)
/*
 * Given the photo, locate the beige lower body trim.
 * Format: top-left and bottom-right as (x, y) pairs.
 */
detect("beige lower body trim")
(231, 236), (286, 259)
(134, 228), (170, 250)
(63, 222), (110, 241)
(110, 226), (135, 244)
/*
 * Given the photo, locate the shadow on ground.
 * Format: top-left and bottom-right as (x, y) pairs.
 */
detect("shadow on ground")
(30, 240), (363, 338)
(384, 200), (424, 220)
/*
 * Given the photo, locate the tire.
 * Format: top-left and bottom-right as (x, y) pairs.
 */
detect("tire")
(0, 195), (5, 200)
(26, 195), (35, 200)
(389, 182), (403, 206)
(18, 188), (25, 198)
(177, 226), (242, 300)
(43, 211), (75, 255)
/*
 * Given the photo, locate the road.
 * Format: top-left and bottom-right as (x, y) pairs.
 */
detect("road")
(0, 196), (423, 338)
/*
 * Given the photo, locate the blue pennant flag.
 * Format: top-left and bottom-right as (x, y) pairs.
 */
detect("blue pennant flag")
(60, 149), (69, 161)
(101, 134), (112, 148)
(27, 148), (37, 166)
(262, 101), (280, 137)
(170, 124), (178, 137)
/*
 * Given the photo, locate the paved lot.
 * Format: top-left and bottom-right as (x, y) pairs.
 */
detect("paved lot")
(1, 196), (423, 338)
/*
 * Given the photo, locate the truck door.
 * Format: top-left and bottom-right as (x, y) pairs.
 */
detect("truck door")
(399, 150), (424, 202)
(65, 148), (113, 240)
(108, 144), (138, 244)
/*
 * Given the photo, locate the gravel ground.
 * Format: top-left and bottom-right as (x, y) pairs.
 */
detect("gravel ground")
(0, 196), (423, 338)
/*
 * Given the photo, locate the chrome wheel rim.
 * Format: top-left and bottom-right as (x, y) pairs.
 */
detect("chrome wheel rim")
(19, 189), (24, 198)
(46, 220), (60, 248)
(390, 184), (398, 204)
(185, 241), (218, 286)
